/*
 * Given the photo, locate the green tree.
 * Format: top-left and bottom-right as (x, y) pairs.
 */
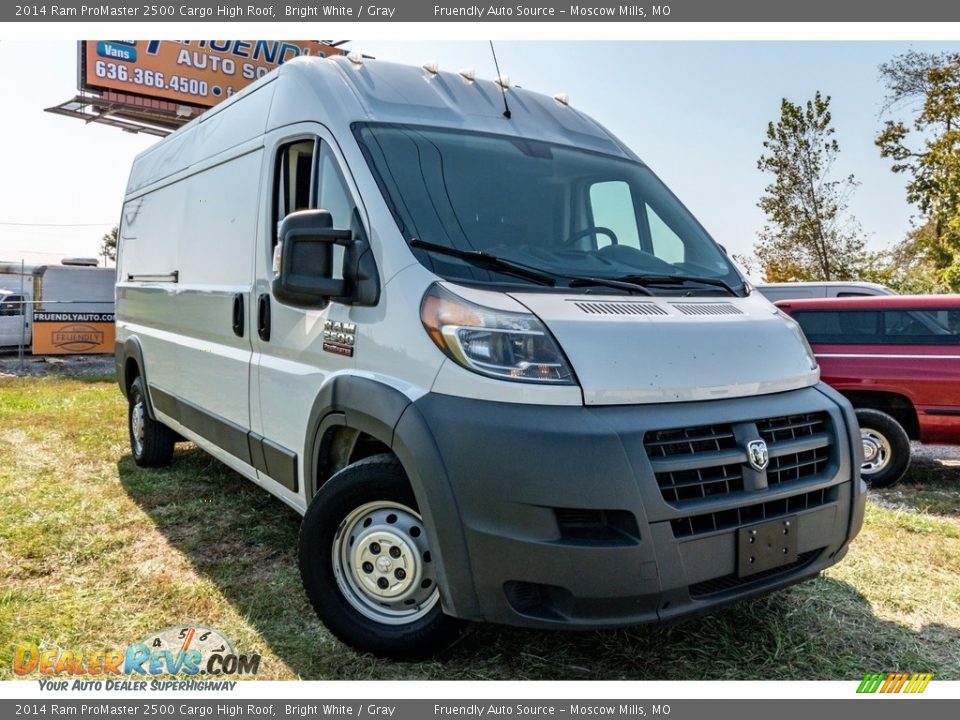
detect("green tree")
(868, 221), (949, 294)
(754, 92), (869, 282)
(876, 51), (960, 289)
(101, 225), (118, 263)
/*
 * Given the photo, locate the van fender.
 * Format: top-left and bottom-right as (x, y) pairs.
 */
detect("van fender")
(115, 337), (158, 420)
(305, 375), (481, 621)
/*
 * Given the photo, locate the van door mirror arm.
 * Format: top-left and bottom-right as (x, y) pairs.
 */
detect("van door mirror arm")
(338, 210), (380, 307)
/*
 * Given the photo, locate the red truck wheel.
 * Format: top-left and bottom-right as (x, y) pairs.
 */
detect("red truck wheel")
(855, 408), (911, 487)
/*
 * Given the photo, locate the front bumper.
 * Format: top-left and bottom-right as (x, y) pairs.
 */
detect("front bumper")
(393, 383), (866, 628)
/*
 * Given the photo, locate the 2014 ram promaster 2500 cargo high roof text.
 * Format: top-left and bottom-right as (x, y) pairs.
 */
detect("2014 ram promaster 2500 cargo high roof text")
(115, 56), (866, 659)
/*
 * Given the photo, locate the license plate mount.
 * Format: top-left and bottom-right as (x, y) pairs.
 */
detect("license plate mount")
(737, 516), (798, 578)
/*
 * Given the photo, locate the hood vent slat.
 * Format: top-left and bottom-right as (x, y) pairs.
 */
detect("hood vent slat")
(671, 303), (743, 316)
(572, 301), (667, 316)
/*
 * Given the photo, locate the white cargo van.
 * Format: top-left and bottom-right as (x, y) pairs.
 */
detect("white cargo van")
(116, 56), (866, 659)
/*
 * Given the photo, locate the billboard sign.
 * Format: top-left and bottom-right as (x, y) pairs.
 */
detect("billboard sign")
(81, 40), (344, 108)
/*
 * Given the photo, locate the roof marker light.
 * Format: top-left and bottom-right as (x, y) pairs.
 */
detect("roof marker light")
(347, 51), (364, 66)
(495, 74), (511, 89)
(459, 67), (476, 82)
(553, 93), (570, 106)
(422, 61), (440, 75)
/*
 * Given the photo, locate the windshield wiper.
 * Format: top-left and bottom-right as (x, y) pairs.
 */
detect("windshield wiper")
(613, 274), (739, 297)
(566, 277), (654, 296)
(411, 239), (653, 295)
(410, 239), (557, 286)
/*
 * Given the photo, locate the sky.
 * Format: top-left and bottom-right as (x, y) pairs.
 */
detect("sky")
(2, 38), (959, 275)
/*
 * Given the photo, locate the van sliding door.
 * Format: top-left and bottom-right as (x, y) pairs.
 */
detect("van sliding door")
(118, 149), (260, 476)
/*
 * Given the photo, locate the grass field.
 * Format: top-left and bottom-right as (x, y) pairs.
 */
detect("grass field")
(1, 374), (958, 681)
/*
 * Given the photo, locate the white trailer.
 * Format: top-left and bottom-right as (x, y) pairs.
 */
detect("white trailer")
(0, 262), (115, 353)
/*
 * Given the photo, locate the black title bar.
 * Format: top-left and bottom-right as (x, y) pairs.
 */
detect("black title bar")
(1, 699), (958, 720)
(7, 0), (960, 22)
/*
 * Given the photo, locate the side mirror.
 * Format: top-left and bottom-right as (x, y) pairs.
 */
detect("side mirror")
(273, 210), (352, 308)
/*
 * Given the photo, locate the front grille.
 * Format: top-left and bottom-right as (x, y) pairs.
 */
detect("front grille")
(670, 487), (837, 539)
(645, 425), (738, 457)
(645, 425), (742, 503)
(758, 414), (831, 486)
(644, 412), (832, 507)
(689, 548), (823, 597)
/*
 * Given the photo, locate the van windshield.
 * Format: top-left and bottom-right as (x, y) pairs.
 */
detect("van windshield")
(354, 123), (743, 295)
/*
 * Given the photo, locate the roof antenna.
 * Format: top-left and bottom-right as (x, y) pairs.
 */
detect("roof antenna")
(489, 40), (511, 119)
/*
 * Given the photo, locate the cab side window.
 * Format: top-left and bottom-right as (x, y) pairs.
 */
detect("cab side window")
(316, 143), (354, 229)
(316, 144), (357, 279)
(793, 308), (960, 345)
(0, 296), (24, 317)
(272, 137), (357, 280)
(273, 140), (356, 237)
(273, 139), (317, 247)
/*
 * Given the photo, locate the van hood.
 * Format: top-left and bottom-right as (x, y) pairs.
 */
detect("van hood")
(509, 292), (820, 405)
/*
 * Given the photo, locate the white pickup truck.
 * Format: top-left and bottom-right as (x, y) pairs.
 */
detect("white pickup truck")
(0, 288), (31, 348)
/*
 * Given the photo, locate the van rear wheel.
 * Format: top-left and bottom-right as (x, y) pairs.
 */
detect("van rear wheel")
(856, 408), (910, 488)
(128, 376), (175, 467)
(298, 454), (466, 659)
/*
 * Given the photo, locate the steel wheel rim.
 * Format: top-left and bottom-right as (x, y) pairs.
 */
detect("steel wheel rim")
(332, 500), (439, 625)
(131, 398), (145, 455)
(861, 428), (892, 475)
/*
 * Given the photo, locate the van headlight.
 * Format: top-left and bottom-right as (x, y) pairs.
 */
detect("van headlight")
(420, 284), (575, 384)
(776, 309), (819, 372)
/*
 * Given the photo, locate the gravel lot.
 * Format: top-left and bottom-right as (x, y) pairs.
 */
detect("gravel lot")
(0, 351), (115, 378)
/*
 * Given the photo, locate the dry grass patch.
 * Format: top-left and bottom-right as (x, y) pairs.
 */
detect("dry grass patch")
(1, 375), (959, 681)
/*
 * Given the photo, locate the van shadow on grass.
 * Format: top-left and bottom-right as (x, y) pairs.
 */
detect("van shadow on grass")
(118, 447), (960, 681)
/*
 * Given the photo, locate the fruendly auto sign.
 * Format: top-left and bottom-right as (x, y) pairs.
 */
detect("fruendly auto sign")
(32, 312), (115, 355)
(82, 40), (344, 107)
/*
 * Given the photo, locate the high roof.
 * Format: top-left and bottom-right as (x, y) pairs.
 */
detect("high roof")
(127, 55), (639, 197)
(303, 56), (635, 160)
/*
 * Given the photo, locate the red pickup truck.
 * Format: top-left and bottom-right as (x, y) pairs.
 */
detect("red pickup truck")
(777, 295), (960, 486)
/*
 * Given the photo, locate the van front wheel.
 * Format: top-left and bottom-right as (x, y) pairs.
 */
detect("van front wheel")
(299, 454), (466, 659)
(856, 408), (910, 488)
(128, 376), (175, 467)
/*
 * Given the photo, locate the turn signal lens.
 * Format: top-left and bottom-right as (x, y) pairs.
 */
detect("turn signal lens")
(420, 284), (575, 384)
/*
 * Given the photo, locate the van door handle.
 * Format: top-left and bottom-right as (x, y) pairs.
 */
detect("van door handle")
(257, 294), (271, 342)
(232, 294), (244, 338)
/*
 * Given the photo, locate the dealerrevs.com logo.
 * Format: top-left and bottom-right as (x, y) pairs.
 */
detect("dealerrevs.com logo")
(857, 672), (934, 694)
(14, 626), (261, 689)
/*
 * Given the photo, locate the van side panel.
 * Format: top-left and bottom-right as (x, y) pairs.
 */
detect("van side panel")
(118, 148), (262, 454)
(125, 81), (276, 196)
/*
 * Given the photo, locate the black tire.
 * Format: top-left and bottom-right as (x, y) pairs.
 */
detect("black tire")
(128, 376), (176, 467)
(298, 454), (466, 660)
(855, 408), (911, 488)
